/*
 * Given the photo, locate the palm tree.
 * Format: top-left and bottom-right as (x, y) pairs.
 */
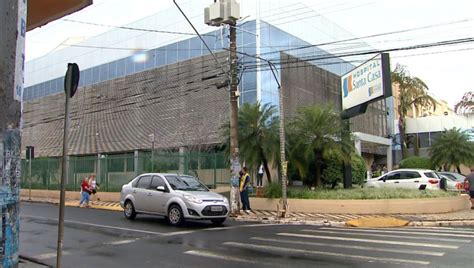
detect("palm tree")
(392, 64), (436, 158)
(287, 105), (343, 187)
(454, 91), (473, 114)
(221, 102), (279, 183)
(430, 128), (474, 173)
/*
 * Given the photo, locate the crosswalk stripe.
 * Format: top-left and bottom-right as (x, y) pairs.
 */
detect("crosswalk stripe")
(320, 227), (474, 238)
(223, 241), (430, 265)
(184, 250), (260, 264)
(367, 227), (474, 235)
(277, 232), (459, 249)
(301, 229), (471, 243)
(250, 237), (445, 256)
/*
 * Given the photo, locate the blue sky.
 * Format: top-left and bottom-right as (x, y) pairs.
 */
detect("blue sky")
(26, 0), (473, 107)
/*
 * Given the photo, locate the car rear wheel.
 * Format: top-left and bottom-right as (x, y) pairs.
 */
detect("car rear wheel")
(124, 200), (137, 220)
(167, 204), (185, 226)
(210, 218), (226, 226)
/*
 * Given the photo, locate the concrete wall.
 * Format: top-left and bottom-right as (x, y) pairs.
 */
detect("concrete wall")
(280, 53), (388, 155)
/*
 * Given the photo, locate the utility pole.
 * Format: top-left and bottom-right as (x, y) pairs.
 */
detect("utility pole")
(0, 0), (25, 266)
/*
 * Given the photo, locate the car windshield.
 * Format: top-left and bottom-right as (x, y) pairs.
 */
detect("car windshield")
(164, 175), (208, 191)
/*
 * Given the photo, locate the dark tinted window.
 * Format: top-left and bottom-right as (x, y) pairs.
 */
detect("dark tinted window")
(424, 172), (438, 179)
(150, 176), (166, 189)
(386, 172), (401, 180)
(401, 171), (421, 179)
(136, 175), (152, 189)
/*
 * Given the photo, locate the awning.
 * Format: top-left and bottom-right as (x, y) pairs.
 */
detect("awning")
(27, 0), (93, 31)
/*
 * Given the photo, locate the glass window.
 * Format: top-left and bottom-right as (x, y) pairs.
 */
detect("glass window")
(150, 176), (166, 189)
(418, 132), (430, 148)
(386, 172), (401, 180)
(177, 40), (190, 61)
(108, 157), (124, 172)
(166, 43), (177, 65)
(164, 175), (208, 191)
(242, 90), (257, 104)
(202, 35), (215, 54)
(91, 67), (100, 84)
(126, 57), (135, 75)
(429, 132), (441, 146)
(108, 61), (117, 80)
(136, 175), (152, 189)
(405, 134), (416, 149)
(116, 58), (126, 77)
(401, 171), (421, 179)
(189, 37), (201, 58)
(156, 48), (166, 66)
(126, 156), (134, 172)
(424, 172), (439, 179)
(145, 50), (155, 70)
(99, 64), (108, 82)
(83, 68), (92, 85)
(79, 71), (85, 86)
(242, 72), (256, 91)
(134, 55), (145, 73)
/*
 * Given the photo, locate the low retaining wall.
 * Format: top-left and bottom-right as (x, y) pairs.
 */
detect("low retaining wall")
(250, 195), (472, 214)
(21, 189), (471, 214)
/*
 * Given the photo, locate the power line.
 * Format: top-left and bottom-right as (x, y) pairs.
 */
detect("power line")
(62, 19), (216, 37)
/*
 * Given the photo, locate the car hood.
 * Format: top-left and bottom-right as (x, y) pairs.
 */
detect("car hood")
(175, 190), (226, 201)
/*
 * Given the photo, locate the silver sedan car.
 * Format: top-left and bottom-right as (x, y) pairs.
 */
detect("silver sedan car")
(120, 173), (229, 226)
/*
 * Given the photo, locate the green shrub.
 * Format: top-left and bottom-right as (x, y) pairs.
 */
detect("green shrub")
(264, 182), (282, 198)
(321, 153), (367, 187)
(351, 154), (366, 186)
(399, 156), (432, 169)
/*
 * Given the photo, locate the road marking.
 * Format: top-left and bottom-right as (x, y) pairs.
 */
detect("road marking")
(184, 250), (260, 264)
(367, 227), (474, 234)
(22, 215), (167, 236)
(321, 227), (474, 238)
(251, 237), (445, 256)
(301, 229), (471, 243)
(104, 239), (139, 245)
(277, 233), (459, 249)
(223, 242), (430, 266)
(34, 251), (69, 260)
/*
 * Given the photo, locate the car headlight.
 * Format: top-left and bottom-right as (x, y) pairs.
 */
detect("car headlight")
(183, 194), (203, 204)
(223, 197), (229, 204)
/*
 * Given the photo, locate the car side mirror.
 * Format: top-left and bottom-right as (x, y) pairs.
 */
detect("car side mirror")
(383, 178), (386, 182)
(156, 186), (166, 192)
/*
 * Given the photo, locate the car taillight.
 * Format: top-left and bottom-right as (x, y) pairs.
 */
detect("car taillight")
(456, 183), (462, 190)
(428, 179), (439, 184)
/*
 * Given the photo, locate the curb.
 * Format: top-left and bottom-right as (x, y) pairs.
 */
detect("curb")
(19, 255), (52, 267)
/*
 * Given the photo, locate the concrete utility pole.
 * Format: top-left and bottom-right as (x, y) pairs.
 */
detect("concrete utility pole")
(0, 0), (25, 266)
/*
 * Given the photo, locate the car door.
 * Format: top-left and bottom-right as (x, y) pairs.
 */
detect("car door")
(399, 171), (422, 189)
(144, 176), (169, 214)
(384, 171), (401, 188)
(134, 175), (152, 212)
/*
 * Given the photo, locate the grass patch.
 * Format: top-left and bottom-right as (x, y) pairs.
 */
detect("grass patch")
(264, 183), (460, 200)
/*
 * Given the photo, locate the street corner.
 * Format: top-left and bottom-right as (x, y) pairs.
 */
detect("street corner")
(345, 216), (410, 228)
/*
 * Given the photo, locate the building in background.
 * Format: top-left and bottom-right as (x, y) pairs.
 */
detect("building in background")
(21, 0), (390, 187)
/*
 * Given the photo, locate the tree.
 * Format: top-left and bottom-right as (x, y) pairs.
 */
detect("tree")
(454, 91), (473, 114)
(392, 64), (436, 159)
(287, 105), (344, 187)
(430, 128), (474, 173)
(221, 102), (279, 183)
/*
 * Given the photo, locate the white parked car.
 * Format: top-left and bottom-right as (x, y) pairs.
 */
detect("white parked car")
(364, 169), (441, 190)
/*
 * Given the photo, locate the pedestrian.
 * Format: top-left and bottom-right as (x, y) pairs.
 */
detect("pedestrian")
(257, 163), (264, 188)
(240, 167), (251, 213)
(79, 177), (91, 208)
(88, 174), (100, 201)
(465, 168), (474, 208)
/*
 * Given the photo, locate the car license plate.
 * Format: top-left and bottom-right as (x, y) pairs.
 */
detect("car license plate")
(211, 206), (223, 212)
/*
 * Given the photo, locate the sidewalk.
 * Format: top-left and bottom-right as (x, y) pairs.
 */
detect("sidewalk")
(20, 195), (474, 227)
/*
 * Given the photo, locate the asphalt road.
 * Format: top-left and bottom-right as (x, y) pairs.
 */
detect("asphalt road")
(20, 202), (474, 268)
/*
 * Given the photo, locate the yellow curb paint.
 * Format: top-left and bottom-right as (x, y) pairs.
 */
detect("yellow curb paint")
(346, 217), (409, 228)
(64, 201), (123, 211)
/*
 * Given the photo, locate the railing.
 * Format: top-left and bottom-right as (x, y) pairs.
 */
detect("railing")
(20, 152), (230, 192)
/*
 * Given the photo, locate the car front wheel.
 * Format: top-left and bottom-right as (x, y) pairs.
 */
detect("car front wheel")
(124, 200), (137, 220)
(167, 204), (185, 226)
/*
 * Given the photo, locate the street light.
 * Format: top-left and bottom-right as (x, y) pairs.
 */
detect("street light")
(149, 133), (155, 172)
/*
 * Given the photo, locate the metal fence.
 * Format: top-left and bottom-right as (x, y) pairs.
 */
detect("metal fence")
(20, 152), (230, 192)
